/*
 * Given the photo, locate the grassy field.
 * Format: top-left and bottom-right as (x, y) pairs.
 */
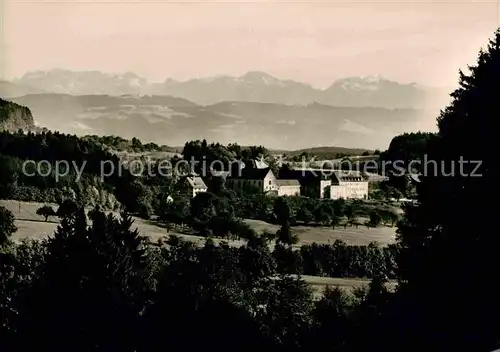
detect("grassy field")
(1, 200), (256, 248)
(1, 199), (398, 297)
(245, 219), (396, 246)
(1, 200), (246, 247)
(303, 275), (379, 298)
(269, 146), (374, 158)
(276, 275), (396, 299)
(2, 200), (396, 247)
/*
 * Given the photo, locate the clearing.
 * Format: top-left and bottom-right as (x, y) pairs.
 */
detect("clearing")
(245, 219), (396, 246)
(2, 200), (396, 247)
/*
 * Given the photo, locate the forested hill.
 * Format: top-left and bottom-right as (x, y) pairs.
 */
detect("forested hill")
(0, 98), (35, 132)
(10, 94), (422, 150)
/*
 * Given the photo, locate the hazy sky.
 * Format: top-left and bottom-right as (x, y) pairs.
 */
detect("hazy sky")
(1, 0), (499, 88)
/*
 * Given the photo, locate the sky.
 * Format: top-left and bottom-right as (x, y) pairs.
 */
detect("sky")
(1, 0), (499, 88)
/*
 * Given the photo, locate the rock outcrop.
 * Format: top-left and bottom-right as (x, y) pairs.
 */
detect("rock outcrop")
(0, 98), (35, 131)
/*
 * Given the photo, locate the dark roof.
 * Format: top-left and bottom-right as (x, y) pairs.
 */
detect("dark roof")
(278, 169), (330, 181)
(332, 170), (367, 183)
(227, 167), (272, 180)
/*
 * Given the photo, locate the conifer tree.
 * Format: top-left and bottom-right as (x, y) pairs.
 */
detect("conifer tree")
(15, 207), (150, 351)
(396, 29), (500, 351)
(0, 206), (17, 246)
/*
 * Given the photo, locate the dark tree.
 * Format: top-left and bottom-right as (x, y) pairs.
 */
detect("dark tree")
(273, 196), (293, 225)
(367, 211), (382, 228)
(14, 208), (151, 351)
(331, 214), (341, 229)
(396, 29), (500, 351)
(0, 206), (17, 246)
(56, 199), (79, 218)
(379, 132), (436, 196)
(36, 205), (56, 222)
(275, 222), (299, 246)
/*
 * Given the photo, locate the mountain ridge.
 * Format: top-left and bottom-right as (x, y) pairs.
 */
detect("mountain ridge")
(2, 69), (452, 109)
(9, 93), (424, 150)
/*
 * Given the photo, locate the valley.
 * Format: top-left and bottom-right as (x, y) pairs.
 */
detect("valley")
(9, 93), (422, 150)
(1, 69), (444, 150)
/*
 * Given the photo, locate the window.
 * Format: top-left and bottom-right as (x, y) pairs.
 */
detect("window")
(269, 180), (272, 185)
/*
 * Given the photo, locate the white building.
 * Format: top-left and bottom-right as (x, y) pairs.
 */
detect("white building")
(330, 171), (369, 200)
(226, 167), (301, 196)
(276, 179), (301, 196)
(178, 175), (208, 198)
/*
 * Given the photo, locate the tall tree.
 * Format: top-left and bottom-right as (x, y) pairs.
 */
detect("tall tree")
(396, 29), (500, 351)
(0, 206), (17, 246)
(15, 208), (151, 351)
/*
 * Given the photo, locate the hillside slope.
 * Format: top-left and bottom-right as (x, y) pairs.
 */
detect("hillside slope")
(0, 98), (35, 131)
(0, 80), (46, 98)
(11, 94), (423, 149)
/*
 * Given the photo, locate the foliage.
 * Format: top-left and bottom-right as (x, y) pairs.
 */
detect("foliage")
(0, 130), (128, 210)
(0, 205), (398, 351)
(5, 29), (500, 349)
(297, 241), (398, 279)
(56, 199), (79, 218)
(379, 132), (436, 196)
(394, 29), (500, 350)
(83, 134), (175, 153)
(0, 206), (17, 246)
(367, 211), (383, 228)
(36, 205), (56, 221)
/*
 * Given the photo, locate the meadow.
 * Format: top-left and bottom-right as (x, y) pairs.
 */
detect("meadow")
(2, 199), (397, 296)
(2, 200), (396, 247)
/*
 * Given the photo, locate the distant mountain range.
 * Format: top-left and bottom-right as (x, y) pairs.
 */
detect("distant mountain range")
(8, 94), (422, 150)
(1, 69), (451, 109)
(0, 69), (452, 149)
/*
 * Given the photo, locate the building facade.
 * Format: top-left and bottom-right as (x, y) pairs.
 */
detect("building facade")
(330, 171), (369, 200)
(276, 179), (301, 196)
(226, 168), (279, 194)
(278, 167), (369, 199)
(223, 164), (369, 200)
(278, 168), (333, 199)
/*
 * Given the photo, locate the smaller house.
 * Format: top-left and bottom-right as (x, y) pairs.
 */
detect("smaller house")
(276, 179), (301, 197)
(178, 175), (208, 198)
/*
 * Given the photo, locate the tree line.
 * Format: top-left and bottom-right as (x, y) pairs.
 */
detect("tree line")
(0, 130), (136, 208)
(152, 188), (398, 235)
(0, 204), (395, 351)
(82, 134), (176, 153)
(30, 193), (399, 281)
(0, 129), (399, 225)
(2, 28), (500, 350)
